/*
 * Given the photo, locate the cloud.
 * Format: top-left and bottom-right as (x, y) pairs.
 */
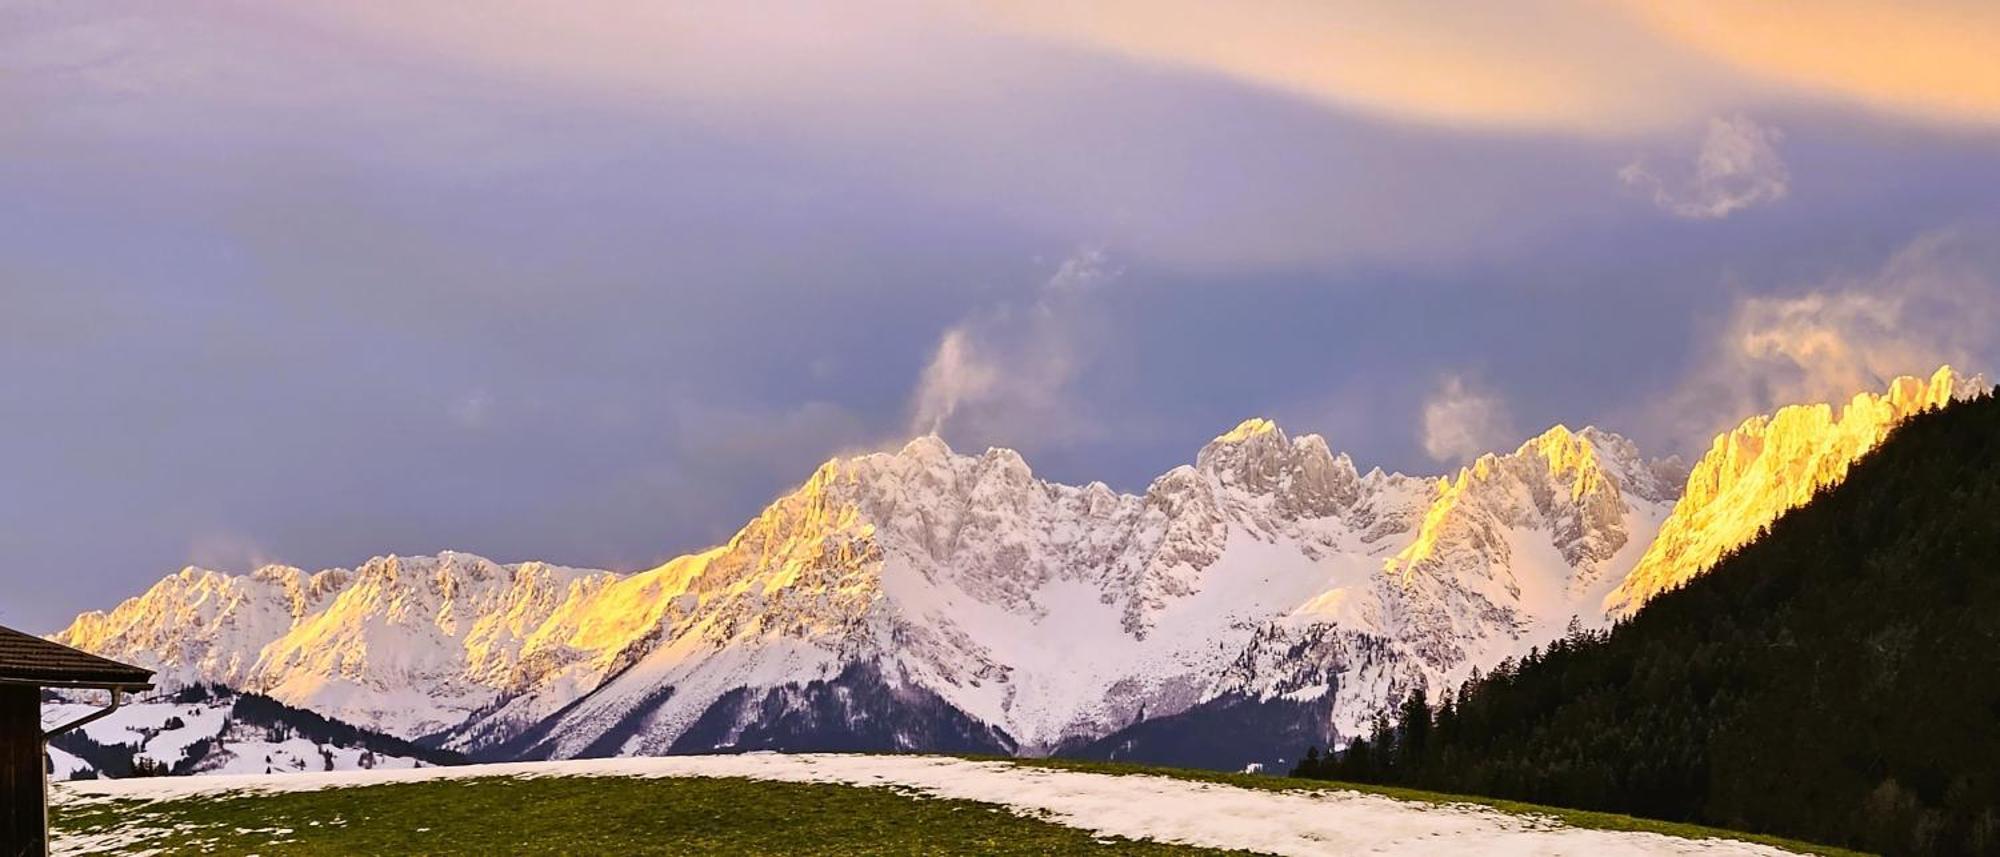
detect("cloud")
(986, 1), (2000, 133)
(1421, 375), (1519, 464)
(907, 248), (1115, 448)
(980, 0), (1715, 135)
(909, 328), (1001, 437)
(1620, 115), (1788, 219)
(1623, 1), (2000, 127)
(677, 400), (874, 477)
(449, 390), (494, 429)
(1650, 226), (2000, 448)
(187, 531), (280, 573)
(25, 0), (2000, 171)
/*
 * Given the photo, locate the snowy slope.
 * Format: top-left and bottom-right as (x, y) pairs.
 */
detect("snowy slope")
(52, 368), (1979, 764)
(42, 689), (439, 779)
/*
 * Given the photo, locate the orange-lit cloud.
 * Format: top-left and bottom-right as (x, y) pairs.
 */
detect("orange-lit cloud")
(982, 0), (2000, 133)
(1625, 2), (2000, 126)
(239, 1), (2000, 141)
(1643, 227), (2000, 450)
(980, 0), (1718, 135)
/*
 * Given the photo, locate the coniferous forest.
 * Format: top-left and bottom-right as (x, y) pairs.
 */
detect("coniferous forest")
(1294, 390), (2000, 856)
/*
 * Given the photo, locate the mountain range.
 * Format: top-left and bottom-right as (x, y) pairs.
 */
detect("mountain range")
(52, 367), (1979, 771)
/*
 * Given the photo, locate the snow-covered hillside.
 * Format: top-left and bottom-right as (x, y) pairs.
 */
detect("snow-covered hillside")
(51, 368), (1978, 768)
(43, 687), (446, 779)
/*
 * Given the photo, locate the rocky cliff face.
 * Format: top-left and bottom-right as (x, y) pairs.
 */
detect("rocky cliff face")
(54, 368), (1980, 765)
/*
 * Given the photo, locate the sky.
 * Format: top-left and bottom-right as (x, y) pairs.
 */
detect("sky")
(5, 1), (2000, 631)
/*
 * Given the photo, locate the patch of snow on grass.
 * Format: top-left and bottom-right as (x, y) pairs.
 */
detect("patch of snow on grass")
(59, 754), (1795, 856)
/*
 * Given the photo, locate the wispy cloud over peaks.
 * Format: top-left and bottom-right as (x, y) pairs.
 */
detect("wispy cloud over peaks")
(186, 531), (280, 576)
(1621, 115), (1788, 219)
(1649, 226), (2000, 450)
(1041, 247), (1113, 300)
(1422, 375), (1518, 464)
(907, 248), (1117, 447)
(910, 327), (1002, 438)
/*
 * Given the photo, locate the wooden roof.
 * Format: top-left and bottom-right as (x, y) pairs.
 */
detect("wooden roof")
(0, 625), (153, 689)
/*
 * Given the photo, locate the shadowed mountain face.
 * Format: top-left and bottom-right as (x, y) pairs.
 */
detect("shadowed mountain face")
(1061, 693), (1337, 775)
(48, 371), (1976, 773)
(665, 662), (1017, 757)
(1303, 387), (2000, 856)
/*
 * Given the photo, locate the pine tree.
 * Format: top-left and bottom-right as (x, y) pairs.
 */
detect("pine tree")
(1398, 686), (1431, 777)
(1292, 746), (1322, 778)
(1339, 736), (1373, 781)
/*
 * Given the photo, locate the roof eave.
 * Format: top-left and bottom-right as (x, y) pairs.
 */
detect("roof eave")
(0, 675), (156, 691)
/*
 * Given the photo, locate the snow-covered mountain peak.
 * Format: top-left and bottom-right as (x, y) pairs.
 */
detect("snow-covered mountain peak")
(1884, 364), (1982, 414)
(1516, 424), (1605, 487)
(1492, 424), (1680, 504)
(1196, 417), (1289, 472)
(1601, 365), (1980, 618)
(1383, 423), (1672, 605)
(1218, 416), (1280, 441)
(1194, 418), (1360, 517)
(895, 432), (956, 462)
(244, 563), (306, 583)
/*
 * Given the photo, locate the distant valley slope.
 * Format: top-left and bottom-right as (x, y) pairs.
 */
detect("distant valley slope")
(45, 684), (458, 780)
(53, 368), (1978, 772)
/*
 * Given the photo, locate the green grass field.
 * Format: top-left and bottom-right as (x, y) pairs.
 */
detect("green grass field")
(50, 757), (1869, 856)
(54, 774), (1244, 856)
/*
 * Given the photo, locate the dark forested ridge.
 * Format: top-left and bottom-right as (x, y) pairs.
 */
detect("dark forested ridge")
(1061, 692), (1335, 773)
(1294, 390), (2000, 856)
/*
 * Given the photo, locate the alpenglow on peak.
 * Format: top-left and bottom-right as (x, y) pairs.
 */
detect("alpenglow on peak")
(1601, 365), (1983, 617)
